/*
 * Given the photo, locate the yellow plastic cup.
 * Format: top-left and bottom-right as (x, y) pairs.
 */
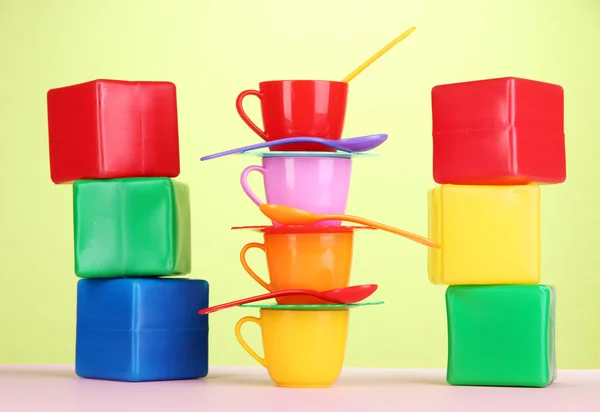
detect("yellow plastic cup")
(235, 308), (350, 388)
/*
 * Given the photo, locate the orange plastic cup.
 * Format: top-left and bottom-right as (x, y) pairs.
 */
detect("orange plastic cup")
(238, 226), (358, 304)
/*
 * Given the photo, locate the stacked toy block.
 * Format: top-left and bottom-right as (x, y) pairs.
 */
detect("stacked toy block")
(428, 77), (565, 387)
(46, 79), (209, 382)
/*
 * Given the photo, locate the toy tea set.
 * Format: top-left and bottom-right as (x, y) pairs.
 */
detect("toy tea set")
(198, 26), (439, 388)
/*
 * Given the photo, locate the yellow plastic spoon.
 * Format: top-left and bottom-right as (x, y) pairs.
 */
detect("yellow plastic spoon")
(258, 204), (440, 248)
(342, 26), (416, 83)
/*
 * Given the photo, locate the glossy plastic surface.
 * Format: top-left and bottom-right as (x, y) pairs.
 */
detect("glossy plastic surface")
(73, 178), (191, 278)
(199, 285), (378, 314)
(431, 77), (565, 185)
(47, 79), (180, 184)
(75, 278), (209, 382)
(235, 308), (349, 387)
(240, 301), (384, 310)
(235, 80), (349, 152)
(446, 285), (556, 387)
(239, 150), (377, 158)
(199, 134), (387, 161)
(239, 229), (354, 304)
(258, 204), (440, 248)
(428, 184), (540, 285)
(342, 26), (416, 82)
(241, 156), (352, 226)
(231, 225), (374, 234)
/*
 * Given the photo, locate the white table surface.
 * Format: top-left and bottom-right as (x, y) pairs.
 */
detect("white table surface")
(0, 365), (599, 411)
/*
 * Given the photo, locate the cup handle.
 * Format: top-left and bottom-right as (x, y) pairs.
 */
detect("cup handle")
(240, 242), (271, 291)
(236, 89), (268, 140)
(240, 165), (266, 206)
(235, 316), (266, 367)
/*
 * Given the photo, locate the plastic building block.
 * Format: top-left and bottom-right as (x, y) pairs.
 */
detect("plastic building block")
(431, 77), (565, 185)
(428, 184), (540, 285)
(47, 79), (180, 184)
(446, 285), (556, 387)
(76, 278), (209, 382)
(73, 177), (191, 278)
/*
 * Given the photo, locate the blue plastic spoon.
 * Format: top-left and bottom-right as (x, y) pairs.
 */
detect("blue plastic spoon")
(199, 133), (388, 161)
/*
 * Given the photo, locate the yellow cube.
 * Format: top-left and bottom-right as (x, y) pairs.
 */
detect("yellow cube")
(428, 184), (540, 285)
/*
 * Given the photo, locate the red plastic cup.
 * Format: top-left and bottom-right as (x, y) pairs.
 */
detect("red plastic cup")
(235, 80), (349, 152)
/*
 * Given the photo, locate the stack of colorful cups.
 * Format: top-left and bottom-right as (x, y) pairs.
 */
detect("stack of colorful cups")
(199, 79), (388, 388)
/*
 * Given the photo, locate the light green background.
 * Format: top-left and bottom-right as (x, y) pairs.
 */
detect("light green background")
(0, 0), (599, 368)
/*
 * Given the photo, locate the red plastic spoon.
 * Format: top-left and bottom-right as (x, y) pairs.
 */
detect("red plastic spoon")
(198, 284), (378, 315)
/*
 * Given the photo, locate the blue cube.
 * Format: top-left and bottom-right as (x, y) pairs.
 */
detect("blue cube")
(75, 278), (209, 382)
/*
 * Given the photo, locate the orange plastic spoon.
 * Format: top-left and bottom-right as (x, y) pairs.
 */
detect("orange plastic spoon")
(259, 204), (440, 248)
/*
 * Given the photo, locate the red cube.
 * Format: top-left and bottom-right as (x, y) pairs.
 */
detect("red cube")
(47, 79), (180, 184)
(431, 77), (565, 185)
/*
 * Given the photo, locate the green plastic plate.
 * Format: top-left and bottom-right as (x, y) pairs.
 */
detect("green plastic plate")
(240, 301), (385, 310)
(237, 150), (379, 159)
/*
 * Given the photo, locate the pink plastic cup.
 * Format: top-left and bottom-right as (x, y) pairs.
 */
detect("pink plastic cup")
(240, 156), (353, 226)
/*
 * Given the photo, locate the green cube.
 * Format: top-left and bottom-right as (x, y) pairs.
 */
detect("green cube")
(446, 285), (556, 387)
(73, 178), (191, 278)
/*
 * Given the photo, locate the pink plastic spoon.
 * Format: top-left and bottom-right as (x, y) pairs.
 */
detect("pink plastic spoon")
(198, 284), (378, 315)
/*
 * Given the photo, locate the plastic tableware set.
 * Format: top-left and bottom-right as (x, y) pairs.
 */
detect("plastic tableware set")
(198, 78), (389, 388)
(195, 27), (436, 388)
(198, 66), (440, 387)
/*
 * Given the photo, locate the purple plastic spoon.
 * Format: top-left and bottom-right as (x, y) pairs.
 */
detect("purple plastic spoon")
(199, 133), (388, 161)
